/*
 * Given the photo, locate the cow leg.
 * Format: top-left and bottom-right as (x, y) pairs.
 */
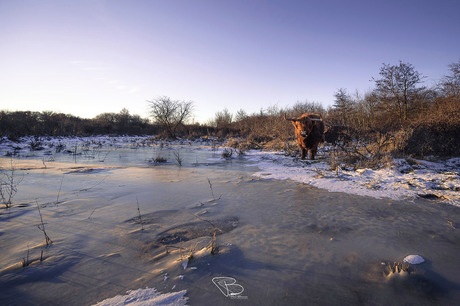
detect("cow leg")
(300, 148), (307, 160)
(310, 147), (317, 160)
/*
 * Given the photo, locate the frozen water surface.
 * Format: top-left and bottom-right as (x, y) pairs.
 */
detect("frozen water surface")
(0, 137), (459, 305)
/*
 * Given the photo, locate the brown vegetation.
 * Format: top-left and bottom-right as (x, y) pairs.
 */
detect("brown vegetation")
(1, 60), (459, 162)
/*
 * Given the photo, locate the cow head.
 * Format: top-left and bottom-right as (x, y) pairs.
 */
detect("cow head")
(284, 114), (315, 138)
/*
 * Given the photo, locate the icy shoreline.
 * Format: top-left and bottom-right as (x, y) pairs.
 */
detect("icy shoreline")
(248, 151), (460, 207)
(1, 135), (459, 207)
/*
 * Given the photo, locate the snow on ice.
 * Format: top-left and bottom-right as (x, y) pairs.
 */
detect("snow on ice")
(95, 288), (188, 306)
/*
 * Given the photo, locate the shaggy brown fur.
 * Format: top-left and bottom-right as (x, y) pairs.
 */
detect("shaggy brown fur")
(285, 113), (325, 160)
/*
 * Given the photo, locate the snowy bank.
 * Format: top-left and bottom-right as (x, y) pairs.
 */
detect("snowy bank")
(248, 151), (460, 206)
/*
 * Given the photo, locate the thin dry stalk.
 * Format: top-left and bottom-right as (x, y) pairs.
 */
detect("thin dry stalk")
(73, 143), (78, 163)
(186, 243), (198, 260)
(41, 157), (47, 169)
(22, 246), (30, 267)
(207, 178), (215, 200)
(56, 174), (64, 204)
(192, 213), (221, 255)
(207, 178), (222, 201)
(36, 200), (53, 246)
(88, 208), (97, 219)
(79, 176), (108, 192)
(136, 196), (144, 231)
(193, 213), (223, 234)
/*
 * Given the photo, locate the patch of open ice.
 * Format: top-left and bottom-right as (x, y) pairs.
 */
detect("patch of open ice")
(94, 288), (188, 306)
(403, 255), (425, 264)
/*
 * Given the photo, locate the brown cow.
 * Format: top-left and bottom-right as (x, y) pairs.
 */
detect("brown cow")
(285, 113), (325, 160)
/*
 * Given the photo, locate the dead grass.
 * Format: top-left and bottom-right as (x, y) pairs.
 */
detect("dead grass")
(209, 230), (218, 255)
(384, 261), (413, 277)
(152, 155), (167, 164)
(22, 246), (30, 268)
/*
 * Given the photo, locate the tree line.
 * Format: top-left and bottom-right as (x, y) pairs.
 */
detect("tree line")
(205, 60), (459, 135)
(2, 60), (459, 157)
(328, 60), (459, 131)
(0, 108), (157, 139)
(202, 60), (460, 157)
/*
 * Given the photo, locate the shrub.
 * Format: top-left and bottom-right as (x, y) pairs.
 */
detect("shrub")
(403, 121), (460, 157)
(221, 148), (233, 159)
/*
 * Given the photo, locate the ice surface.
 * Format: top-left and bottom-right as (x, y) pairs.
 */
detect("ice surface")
(1, 137), (459, 305)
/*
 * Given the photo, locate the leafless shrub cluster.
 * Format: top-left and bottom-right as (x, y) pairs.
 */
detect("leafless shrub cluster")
(150, 154), (167, 164)
(329, 131), (399, 170)
(1, 158), (23, 208)
(326, 60), (460, 159)
(221, 148), (233, 159)
(173, 150), (182, 167)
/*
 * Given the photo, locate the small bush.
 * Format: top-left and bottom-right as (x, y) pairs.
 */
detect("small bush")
(29, 138), (44, 151)
(151, 155), (167, 163)
(221, 148), (233, 159)
(55, 142), (66, 153)
(225, 138), (239, 148)
(403, 121), (460, 157)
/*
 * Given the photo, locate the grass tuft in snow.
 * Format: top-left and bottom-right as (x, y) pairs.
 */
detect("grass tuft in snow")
(384, 261), (413, 278)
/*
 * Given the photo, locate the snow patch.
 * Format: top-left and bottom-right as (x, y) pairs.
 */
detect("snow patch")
(248, 152), (460, 206)
(403, 255), (425, 265)
(94, 288), (188, 306)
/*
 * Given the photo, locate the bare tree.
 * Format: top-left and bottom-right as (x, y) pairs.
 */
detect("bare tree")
(440, 59), (460, 99)
(147, 96), (194, 139)
(235, 109), (248, 122)
(213, 108), (233, 129)
(363, 91), (379, 128)
(333, 88), (354, 126)
(291, 100), (325, 116)
(372, 61), (426, 122)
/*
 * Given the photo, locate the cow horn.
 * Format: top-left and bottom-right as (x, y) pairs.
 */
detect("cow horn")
(284, 113), (297, 121)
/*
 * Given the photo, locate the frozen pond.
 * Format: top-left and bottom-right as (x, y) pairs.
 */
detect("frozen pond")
(1, 137), (460, 305)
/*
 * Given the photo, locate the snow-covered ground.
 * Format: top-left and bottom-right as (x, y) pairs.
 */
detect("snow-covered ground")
(247, 151), (460, 207)
(95, 288), (188, 306)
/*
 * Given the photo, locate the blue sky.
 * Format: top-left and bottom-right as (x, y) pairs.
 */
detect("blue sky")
(1, 0), (459, 123)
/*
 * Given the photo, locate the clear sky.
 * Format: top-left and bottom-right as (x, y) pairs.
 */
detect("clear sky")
(1, 0), (459, 123)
